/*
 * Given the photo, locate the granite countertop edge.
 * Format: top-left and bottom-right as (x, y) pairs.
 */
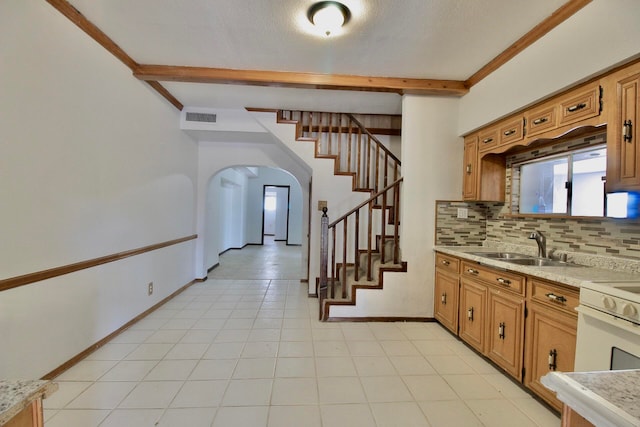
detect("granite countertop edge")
(0, 380), (58, 425)
(434, 246), (640, 289)
(541, 370), (640, 427)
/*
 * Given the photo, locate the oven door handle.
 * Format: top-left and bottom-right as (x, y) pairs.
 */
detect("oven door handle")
(577, 305), (640, 335)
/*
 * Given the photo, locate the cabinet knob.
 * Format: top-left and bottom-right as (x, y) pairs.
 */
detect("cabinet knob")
(503, 129), (516, 136)
(441, 293), (447, 305)
(441, 259), (450, 266)
(496, 277), (511, 286)
(467, 307), (474, 321)
(498, 322), (505, 339)
(567, 103), (586, 113)
(548, 349), (558, 371)
(545, 292), (567, 304)
(467, 268), (479, 275)
(532, 117), (548, 125)
(623, 119), (633, 143)
(466, 164), (472, 175)
(482, 137), (494, 144)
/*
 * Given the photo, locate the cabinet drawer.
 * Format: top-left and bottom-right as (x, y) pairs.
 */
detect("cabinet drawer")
(478, 128), (498, 152)
(436, 253), (460, 274)
(525, 104), (557, 137)
(498, 117), (525, 146)
(529, 279), (579, 316)
(558, 83), (601, 127)
(461, 262), (525, 295)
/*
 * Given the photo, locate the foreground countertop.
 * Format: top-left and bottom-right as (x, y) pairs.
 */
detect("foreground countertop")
(434, 246), (640, 289)
(0, 380), (57, 425)
(541, 370), (640, 427)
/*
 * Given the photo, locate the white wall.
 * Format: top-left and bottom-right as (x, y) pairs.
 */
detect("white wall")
(274, 187), (289, 241)
(0, 1), (198, 378)
(459, 0), (640, 134)
(330, 96), (462, 318)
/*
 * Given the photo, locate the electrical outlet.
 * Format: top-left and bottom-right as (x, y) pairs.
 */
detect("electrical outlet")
(148, 282), (153, 295)
(457, 207), (468, 219)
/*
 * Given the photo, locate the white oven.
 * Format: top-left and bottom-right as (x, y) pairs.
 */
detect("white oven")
(575, 281), (640, 372)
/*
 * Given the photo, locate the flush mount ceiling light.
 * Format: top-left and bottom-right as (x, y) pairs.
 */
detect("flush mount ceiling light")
(307, 1), (351, 37)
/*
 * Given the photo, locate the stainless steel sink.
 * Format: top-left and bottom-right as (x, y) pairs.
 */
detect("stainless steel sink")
(502, 258), (583, 267)
(469, 252), (533, 259)
(469, 252), (583, 267)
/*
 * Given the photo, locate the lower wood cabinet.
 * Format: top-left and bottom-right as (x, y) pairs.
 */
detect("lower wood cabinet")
(487, 289), (525, 379)
(459, 278), (487, 353)
(434, 252), (578, 408)
(525, 279), (579, 411)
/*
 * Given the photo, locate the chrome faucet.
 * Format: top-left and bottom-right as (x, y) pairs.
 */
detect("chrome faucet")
(528, 231), (547, 258)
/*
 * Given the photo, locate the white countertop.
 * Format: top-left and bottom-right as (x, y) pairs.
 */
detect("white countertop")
(541, 370), (640, 427)
(434, 246), (640, 289)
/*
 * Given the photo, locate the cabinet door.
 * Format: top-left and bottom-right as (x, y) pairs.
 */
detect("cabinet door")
(524, 303), (577, 411)
(487, 290), (525, 379)
(614, 74), (640, 190)
(434, 269), (459, 334)
(462, 135), (478, 200)
(459, 278), (487, 353)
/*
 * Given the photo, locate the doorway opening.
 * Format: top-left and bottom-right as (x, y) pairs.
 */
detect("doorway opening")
(262, 185), (290, 245)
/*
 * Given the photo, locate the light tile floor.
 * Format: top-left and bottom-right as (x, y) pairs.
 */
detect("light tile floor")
(45, 239), (560, 426)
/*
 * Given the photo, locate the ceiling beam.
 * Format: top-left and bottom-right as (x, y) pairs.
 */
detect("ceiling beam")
(465, 0), (592, 88)
(45, 0), (184, 110)
(133, 65), (469, 96)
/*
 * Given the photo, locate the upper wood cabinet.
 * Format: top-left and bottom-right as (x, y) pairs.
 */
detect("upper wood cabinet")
(605, 63), (640, 192)
(462, 135), (479, 200)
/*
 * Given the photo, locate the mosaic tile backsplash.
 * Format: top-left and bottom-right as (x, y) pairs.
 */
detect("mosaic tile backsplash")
(435, 200), (640, 272)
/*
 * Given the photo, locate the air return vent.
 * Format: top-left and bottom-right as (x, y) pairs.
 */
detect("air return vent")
(185, 112), (217, 123)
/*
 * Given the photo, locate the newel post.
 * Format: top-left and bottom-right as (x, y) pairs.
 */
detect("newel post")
(319, 207), (329, 320)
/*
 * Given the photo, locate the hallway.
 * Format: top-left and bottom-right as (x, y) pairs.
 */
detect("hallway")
(44, 243), (560, 427)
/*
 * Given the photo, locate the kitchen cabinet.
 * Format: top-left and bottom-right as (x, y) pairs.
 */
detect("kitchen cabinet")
(462, 135), (478, 200)
(606, 67), (640, 191)
(460, 261), (526, 380)
(487, 288), (525, 379)
(498, 116), (525, 149)
(434, 251), (579, 403)
(4, 401), (43, 427)
(434, 253), (460, 334)
(459, 277), (487, 353)
(525, 279), (578, 411)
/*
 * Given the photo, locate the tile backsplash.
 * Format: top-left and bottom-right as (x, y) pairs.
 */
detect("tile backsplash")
(435, 200), (640, 261)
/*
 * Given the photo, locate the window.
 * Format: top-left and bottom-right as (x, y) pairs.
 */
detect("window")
(517, 146), (606, 216)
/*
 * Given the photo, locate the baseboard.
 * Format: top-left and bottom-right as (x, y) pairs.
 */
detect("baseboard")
(207, 263), (219, 273)
(286, 243), (302, 246)
(41, 279), (197, 380)
(326, 317), (436, 322)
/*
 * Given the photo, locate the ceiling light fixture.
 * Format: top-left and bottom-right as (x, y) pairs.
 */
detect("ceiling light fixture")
(307, 1), (351, 37)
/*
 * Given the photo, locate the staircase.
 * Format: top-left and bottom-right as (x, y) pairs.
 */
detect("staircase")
(275, 110), (407, 321)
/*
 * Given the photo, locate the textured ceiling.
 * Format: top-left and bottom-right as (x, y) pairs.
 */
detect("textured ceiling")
(65, 0), (570, 112)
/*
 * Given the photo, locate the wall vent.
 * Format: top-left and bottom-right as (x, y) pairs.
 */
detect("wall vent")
(186, 112), (217, 123)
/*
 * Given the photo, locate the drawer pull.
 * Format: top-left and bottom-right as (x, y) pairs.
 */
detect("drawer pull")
(503, 129), (516, 136)
(466, 164), (472, 174)
(567, 103), (586, 113)
(498, 322), (505, 339)
(623, 119), (633, 143)
(548, 349), (558, 371)
(496, 277), (511, 286)
(532, 117), (548, 125)
(482, 137), (494, 144)
(545, 292), (567, 304)
(441, 259), (450, 266)
(467, 307), (474, 321)
(441, 293), (447, 305)
(467, 268), (479, 275)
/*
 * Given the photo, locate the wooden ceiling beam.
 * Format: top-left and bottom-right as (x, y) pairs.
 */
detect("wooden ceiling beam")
(133, 65), (469, 96)
(465, 0), (592, 88)
(45, 0), (185, 110)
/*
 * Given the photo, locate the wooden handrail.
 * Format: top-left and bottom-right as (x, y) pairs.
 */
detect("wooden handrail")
(329, 178), (404, 228)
